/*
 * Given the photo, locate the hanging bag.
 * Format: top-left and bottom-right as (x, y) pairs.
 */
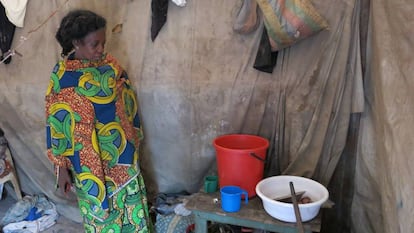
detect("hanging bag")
(256, 0), (329, 51)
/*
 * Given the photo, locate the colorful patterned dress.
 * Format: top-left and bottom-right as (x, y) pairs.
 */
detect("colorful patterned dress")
(45, 53), (153, 233)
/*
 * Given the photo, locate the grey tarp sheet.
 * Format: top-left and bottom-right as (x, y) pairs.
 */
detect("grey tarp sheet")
(0, 0), (412, 233)
(351, 1), (414, 233)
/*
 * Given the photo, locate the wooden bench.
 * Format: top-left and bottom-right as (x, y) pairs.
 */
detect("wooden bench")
(185, 191), (321, 233)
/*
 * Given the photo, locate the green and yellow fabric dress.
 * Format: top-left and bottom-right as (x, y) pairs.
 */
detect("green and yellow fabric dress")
(45, 53), (152, 233)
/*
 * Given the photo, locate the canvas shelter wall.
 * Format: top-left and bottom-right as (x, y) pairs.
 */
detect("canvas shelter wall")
(351, 1), (414, 233)
(0, 0), (412, 233)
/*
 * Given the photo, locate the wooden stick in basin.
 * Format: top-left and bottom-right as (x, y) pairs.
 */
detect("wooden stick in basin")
(290, 181), (305, 233)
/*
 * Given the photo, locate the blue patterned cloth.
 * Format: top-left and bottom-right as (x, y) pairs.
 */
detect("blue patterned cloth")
(155, 214), (194, 233)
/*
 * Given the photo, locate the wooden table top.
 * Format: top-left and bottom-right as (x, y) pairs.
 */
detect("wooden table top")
(185, 191), (321, 232)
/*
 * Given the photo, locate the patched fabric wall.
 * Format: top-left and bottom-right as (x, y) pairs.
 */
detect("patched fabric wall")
(1, 1), (413, 233)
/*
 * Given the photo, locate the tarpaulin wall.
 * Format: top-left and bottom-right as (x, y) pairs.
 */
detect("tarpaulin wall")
(0, 0), (412, 232)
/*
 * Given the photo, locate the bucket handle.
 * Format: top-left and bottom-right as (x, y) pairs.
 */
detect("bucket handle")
(249, 152), (266, 162)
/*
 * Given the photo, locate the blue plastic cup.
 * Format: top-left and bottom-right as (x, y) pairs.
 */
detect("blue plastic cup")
(220, 186), (248, 212)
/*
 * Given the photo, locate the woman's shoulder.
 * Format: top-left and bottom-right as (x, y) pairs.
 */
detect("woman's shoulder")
(104, 53), (125, 75)
(104, 53), (121, 66)
(50, 60), (66, 74)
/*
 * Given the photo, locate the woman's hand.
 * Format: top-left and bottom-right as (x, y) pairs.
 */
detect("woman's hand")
(57, 167), (72, 196)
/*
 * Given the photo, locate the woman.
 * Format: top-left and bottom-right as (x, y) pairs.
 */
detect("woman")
(45, 10), (153, 233)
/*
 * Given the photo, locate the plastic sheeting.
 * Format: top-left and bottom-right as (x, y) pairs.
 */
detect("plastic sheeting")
(351, 0), (414, 233)
(0, 0), (412, 232)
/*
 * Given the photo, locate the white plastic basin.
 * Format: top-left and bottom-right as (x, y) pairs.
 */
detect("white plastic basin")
(256, 175), (329, 222)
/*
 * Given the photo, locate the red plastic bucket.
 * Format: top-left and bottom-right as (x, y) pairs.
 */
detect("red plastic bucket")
(213, 134), (269, 198)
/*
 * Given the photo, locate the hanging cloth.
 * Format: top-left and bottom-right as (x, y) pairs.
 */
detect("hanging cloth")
(253, 26), (278, 73)
(151, 0), (169, 41)
(0, 0), (28, 27)
(0, 2), (16, 64)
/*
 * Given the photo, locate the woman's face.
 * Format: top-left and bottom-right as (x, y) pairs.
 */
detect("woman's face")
(74, 28), (106, 61)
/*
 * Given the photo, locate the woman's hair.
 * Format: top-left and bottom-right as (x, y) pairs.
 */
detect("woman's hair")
(55, 10), (106, 57)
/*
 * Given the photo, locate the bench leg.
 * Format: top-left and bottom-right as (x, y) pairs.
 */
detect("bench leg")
(193, 212), (208, 233)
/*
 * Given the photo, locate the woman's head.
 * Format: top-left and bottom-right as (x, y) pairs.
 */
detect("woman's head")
(55, 10), (107, 60)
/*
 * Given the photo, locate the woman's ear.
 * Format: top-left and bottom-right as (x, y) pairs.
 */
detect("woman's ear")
(72, 40), (80, 50)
